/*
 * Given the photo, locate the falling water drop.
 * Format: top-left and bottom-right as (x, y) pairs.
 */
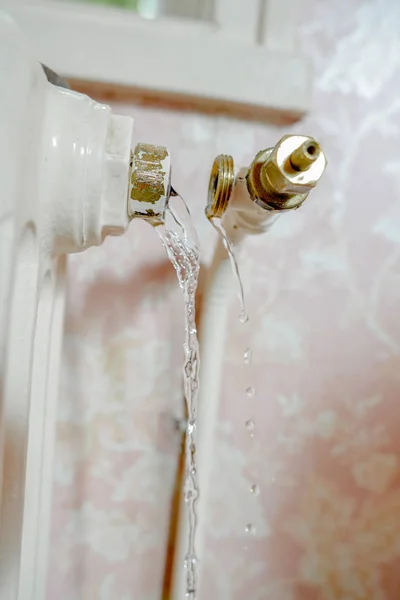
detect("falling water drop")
(250, 484), (260, 496)
(239, 309), (249, 323)
(245, 386), (255, 398)
(245, 419), (255, 436)
(245, 523), (256, 535)
(244, 347), (252, 364)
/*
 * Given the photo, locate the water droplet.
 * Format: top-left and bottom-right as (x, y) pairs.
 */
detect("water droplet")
(245, 420), (255, 436)
(250, 484), (259, 496)
(245, 523), (256, 535)
(244, 347), (252, 364)
(239, 310), (249, 323)
(191, 467), (196, 476)
(185, 363), (193, 377)
(185, 490), (193, 503)
(184, 555), (197, 569)
(246, 386), (255, 398)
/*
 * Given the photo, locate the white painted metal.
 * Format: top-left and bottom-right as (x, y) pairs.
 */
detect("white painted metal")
(0, 13), (135, 599)
(0, 0), (312, 118)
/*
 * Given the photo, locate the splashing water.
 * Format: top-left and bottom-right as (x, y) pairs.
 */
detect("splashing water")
(157, 195), (200, 599)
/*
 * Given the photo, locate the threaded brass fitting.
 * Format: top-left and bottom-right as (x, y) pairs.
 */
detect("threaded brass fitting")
(205, 154), (235, 219)
(247, 135), (327, 211)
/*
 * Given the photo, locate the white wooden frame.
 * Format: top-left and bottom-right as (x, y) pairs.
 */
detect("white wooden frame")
(1, 0), (312, 122)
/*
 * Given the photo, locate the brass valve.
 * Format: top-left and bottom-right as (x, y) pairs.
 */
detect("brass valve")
(205, 135), (327, 220)
(247, 135), (326, 211)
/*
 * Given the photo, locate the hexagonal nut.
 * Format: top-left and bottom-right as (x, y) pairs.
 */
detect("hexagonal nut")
(128, 143), (171, 225)
(262, 135), (327, 196)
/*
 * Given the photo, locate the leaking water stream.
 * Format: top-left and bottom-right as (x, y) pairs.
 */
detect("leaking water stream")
(157, 196), (200, 599)
(158, 197), (260, 596)
(211, 216), (259, 538)
(210, 218), (248, 323)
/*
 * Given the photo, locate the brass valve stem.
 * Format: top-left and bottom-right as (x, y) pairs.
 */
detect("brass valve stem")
(247, 135), (327, 211)
(289, 140), (321, 171)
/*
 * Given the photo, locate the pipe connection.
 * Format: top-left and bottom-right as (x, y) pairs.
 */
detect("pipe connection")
(205, 135), (327, 221)
(128, 142), (171, 226)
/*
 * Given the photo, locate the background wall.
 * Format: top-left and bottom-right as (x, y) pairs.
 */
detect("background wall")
(48, 0), (400, 598)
